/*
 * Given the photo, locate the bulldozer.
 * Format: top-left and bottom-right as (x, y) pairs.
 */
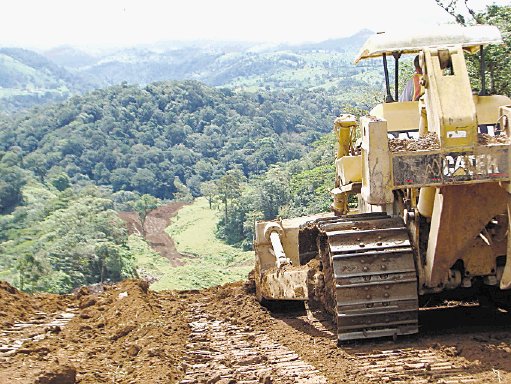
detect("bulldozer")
(253, 25), (511, 342)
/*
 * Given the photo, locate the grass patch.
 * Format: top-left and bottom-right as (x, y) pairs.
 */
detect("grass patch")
(128, 234), (173, 283)
(135, 197), (253, 291)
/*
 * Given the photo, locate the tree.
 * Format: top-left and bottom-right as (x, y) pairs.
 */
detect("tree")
(132, 194), (160, 235)
(0, 150), (22, 167)
(216, 199), (247, 245)
(48, 172), (71, 191)
(173, 176), (193, 202)
(434, 0), (476, 25)
(435, 2), (511, 96)
(23, 153), (47, 180)
(215, 169), (244, 227)
(474, 5), (511, 96)
(110, 168), (132, 191)
(131, 168), (156, 195)
(200, 180), (217, 209)
(254, 166), (290, 220)
(0, 164), (25, 212)
(111, 190), (140, 211)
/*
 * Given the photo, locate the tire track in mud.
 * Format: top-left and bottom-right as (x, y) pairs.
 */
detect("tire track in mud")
(180, 302), (328, 384)
(267, 304), (497, 383)
(351, 348), (479, 383)
(180, 298), (483, 383)
(0, 308), (77, 359)
(313, 315), (493, 383)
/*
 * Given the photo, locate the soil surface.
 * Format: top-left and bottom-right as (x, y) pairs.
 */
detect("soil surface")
(1, 278), (510, 384)
(389, 133), (440, 152)
(478, 133), (510, 145)
(2, 203), (511, 383)
(118, 202), (186, 267)
(389, 132), (509, 152)
(0, 282), (70, 329)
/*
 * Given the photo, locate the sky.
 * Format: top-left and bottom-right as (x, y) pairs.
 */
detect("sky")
(1, 0), (509, 50)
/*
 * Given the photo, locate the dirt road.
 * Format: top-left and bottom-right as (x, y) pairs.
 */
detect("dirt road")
(1, 278), (510, 383)
(118, 202), (186, 267)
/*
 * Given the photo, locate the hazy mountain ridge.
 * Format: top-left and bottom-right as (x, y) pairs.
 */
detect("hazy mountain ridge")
(69, 30), (373, 87)
(0, 48), (94, 112)
(0, 30), (374, 113)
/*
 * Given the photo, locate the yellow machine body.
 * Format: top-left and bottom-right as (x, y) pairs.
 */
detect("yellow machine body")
(254, 25), (511, 342)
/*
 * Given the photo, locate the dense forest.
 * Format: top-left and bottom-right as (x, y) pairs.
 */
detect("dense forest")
(0, 81), (341, 201)
(210, 134), (336, 249)
(0, 2), (509, 293)
(0, 181), (136, 293)
(0, 81), (345, 292)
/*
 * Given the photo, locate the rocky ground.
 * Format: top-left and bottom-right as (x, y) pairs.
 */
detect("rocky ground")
(1, 203), (510, 383)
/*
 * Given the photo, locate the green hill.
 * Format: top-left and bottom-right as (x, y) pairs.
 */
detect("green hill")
(1, 30), (377, 113)
(0, 80), (340, 200)
(0, 48), (91, 112)
(0, 79), (343, 293)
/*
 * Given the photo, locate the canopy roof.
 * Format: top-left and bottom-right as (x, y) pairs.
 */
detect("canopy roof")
(354, 25), (502, 63)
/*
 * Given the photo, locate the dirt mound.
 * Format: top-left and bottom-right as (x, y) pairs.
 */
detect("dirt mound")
(119, 202), (186, 267)
(1, 280), (190, 383)
(0, 281), (30, 328)
(0, 281), (67, 328)
(389, 132), (440, 152)
(389, 132), (509, 152)
(2, 279), (511, 383)
(195, 282), (354, 383)
(203, 280), (271, 328)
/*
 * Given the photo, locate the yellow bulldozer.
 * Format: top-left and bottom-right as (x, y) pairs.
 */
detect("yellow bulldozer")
(254, 25), (511, 342)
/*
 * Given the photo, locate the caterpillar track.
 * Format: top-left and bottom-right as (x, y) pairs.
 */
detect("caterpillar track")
(180, 301), (328, 383)
(310, 212), (419, 342)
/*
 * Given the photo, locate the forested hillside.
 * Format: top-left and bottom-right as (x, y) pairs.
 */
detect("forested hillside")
(211, 133), (337, 249)
(0, 182), (137, 293)
(0, 80), (345, 292)
(0, 81), (341, 200)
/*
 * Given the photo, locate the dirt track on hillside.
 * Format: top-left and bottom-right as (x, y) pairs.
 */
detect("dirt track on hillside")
(1, 278), (511, 383)
(118, 202), (186, 267)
